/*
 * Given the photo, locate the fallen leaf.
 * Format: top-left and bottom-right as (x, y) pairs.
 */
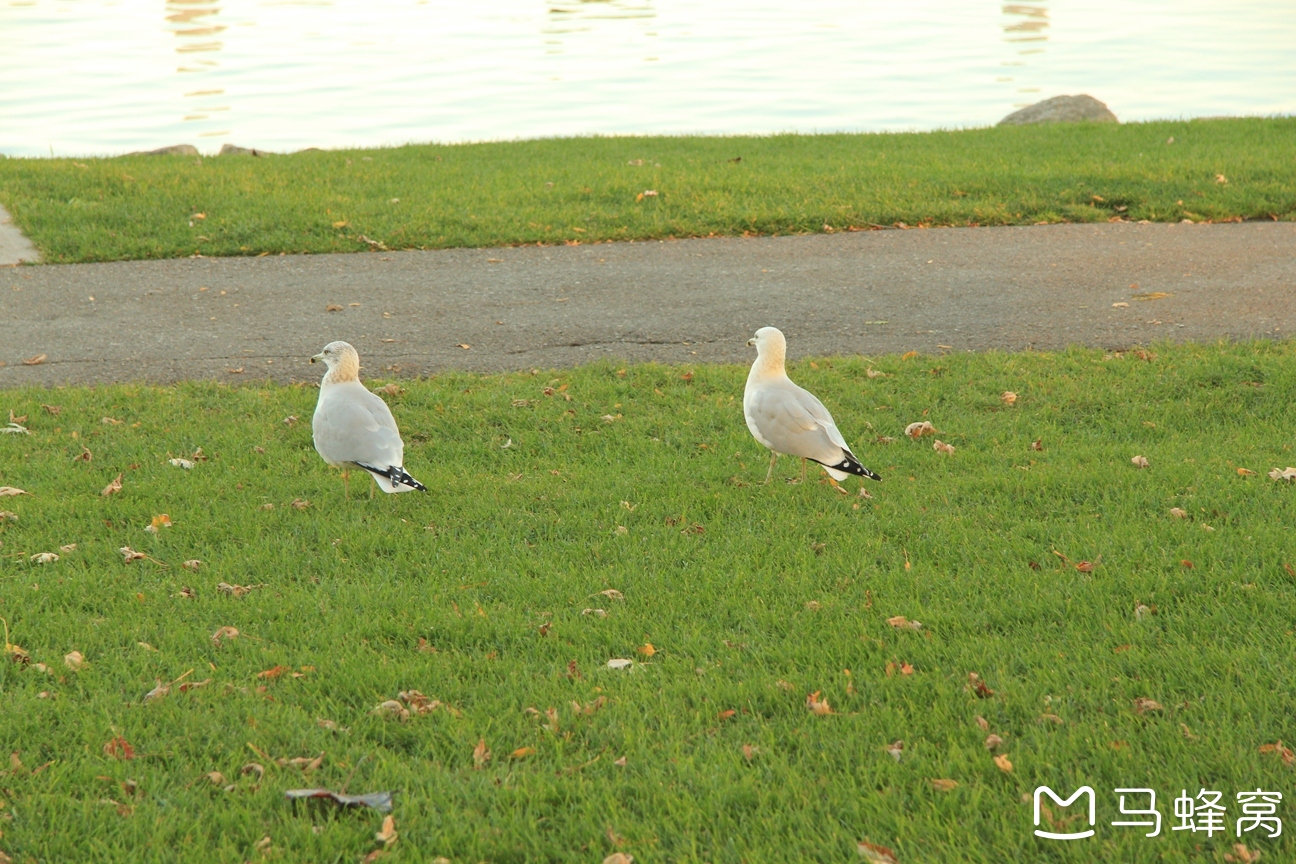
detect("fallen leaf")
(150, 514), (173, 532)
(967, 672), (995, 698)
(1237, 467), (1256, 477)
(1170, 507), (1188, 519)
(370, 700), (410, 721)
(23, 354), (47, 366)
(1112, 301), (1130, 308)
(325, 304), (343, 312)
(30, 552), (59, 564)
(256, 665), (290, 680)
(886, 615), (922, 631)
(210, 626), (240, 646)
(1225, 843), (1261, 864)
(857, 840), (899, 863)
(975, 716), (989, 731)
(603, 854), (635, 864)
(885, 740), (903, 761)
(1136, 603), (1152, 620)
(1258, 741), (1295, 766)
(900, 351), (919, 361)
(1030, 438), (1043, 451)
(1215, 173), (1228, 184)
(169, 458), (195, 469)
(101, 473), (124, 496)
(290, 498), (310, 510)
(931, 778), (959, 792)
(242, 762), (265, 781)
(993, 754), (1013, 773)
(144, 679), (170, 702)
(984, 734), (1004, 750)
(806, 691), (833, 715)
(103, 736), (135, 760)
(1075, 561), (1095, 573)
(64, 650), (85, 671)
(1180, 723), (1199, 741)
(904, 421), (936, 438)
(375, 814), (398, 847)
(398, 690), (441, 714)
(1000, 391), (1017, 406)
(933, 439), (955, 455)
(637, 643), (656, 657)
(1133, 292), (1172, 301)
(1131, 455), (1149, 469)
(607, 658), (633, 670)
(102, 416), (123, 425)
(472, 738), (491, 768)
(510, 747), (535, 759)
(0, 487), (29, 498)
(1181, 559), (1194, 569)
(1133, 697), (1163, 714)
(1268, 467), (1296, 482)
(865, 367), (888, 378)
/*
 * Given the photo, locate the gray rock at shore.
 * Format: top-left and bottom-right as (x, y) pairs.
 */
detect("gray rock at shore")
(998, 95), (1118, 126)
(128, 143), (200, 156)
(219, 143), (268, 156)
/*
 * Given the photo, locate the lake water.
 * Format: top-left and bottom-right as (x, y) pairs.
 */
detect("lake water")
(2, 0), (1294, 157)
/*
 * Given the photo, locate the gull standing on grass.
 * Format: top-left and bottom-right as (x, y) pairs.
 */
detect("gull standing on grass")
(311, 341), (426, 498)
(743, 327), (881, 487)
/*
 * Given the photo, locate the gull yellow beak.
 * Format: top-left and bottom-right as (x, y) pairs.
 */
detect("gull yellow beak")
(311, 352), (324, 364)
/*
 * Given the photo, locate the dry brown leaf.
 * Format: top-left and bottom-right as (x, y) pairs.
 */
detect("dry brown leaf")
(1030, 438), (1043, 451)
(1237, 467), (1256, 477)
(30, 552), (59, 564)
(290, 498), (310, 510)
(101, 416), (123, 425)
(325, 304), (343, 312)
(1000, 391), (1018, 406)
(1224, 844), (1261, 864)
(1170, 507), (1188, 519)
(0, 486), (29, 497)
(472, 737), (491, 768)
(1214, 174), (1228, 184)
(993, 754), (1013, 773)
(806, 691), (833, 715)
(1131, 455), (1149, 469)
(1039, 713), (1065, 725)
(865, 367), (888, 378)
(1268, 467), (1296, 482)
(1133, 697), (1163, 715)
(931, 778), (958, 792)
(64, 650), (85, 671)
(886, 615), (922, 631)
(900, 662), (915, 676)
(1075, 561), (1095, 573)
(967, 672), (995, 698)
(1180, 723), (1198, 741)
(598, 588), (624, 601)
(204, 770), (226, 786)
(398, 690), (441, 715)
(103, 736), (135, 759)
(371, 700), (410, 721)
(900, 351), (919, 361)
(375, 814), (398, 847)
(0, 510), (17, 522)
(904, 421), (936, 438)
(857, 840), (899, 863)
(1258, 741), (1294, 765)
(101, 473), (124, 497)
(144, 679), (170, 702)
(885, 740), (903, 761)
(716, 708), (737, 721)
(638, 643), (656, 657)
(975, 716), (989, 731)
(984, 734), (1004, 750)
(741, 744), (756, 762)
(603, 854), (634, 864)
(210, 626), (239, 647)
(23, 354), (47, 366)
(933, 440), (955, 455)
(510, 747), (535, 759)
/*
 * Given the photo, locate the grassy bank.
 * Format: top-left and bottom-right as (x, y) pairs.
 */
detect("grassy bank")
(2, 343), (1295, 862)
(0, 117), (1294, 264)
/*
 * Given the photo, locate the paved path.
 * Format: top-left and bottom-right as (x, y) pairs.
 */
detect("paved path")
(2, 222), (1293, 387)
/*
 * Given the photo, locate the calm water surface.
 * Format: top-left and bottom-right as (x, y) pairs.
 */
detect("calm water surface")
(2, 0), (1294, 157)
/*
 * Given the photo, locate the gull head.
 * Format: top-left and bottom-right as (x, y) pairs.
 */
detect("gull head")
(311, 340), (360, 383)
(748, 326), (786, 353)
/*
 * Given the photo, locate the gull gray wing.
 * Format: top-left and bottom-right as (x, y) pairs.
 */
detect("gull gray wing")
(313, 384), (405, 470)
(746, 378), (847, 464)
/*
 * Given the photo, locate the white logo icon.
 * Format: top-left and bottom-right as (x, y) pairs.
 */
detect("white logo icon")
(1034, 786), (1096, 840)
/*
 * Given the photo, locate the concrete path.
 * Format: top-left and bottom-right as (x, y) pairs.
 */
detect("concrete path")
(0, 205), (40, 266)
(1, 222), (1293, 387)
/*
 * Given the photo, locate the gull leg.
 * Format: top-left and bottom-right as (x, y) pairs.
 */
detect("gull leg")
(800, 458), (807, 484)
(342, 469), (350, 501)
(369, 473), (375, 500)
(764, 451), (777, 484)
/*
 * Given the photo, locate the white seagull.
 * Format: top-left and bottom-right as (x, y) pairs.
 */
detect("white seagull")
(743, 326), (881, 486)
(310, 341), (426, 497)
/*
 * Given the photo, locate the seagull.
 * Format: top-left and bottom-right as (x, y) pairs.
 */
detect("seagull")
(310, 341), (426, 497)
(743, 326), (881, 486)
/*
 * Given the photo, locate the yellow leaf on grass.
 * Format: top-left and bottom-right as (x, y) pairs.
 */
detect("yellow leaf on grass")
(886, 615), (922, 631)
(64, 650), (85, 671)
(1131, 455), (1149, 468)
(638, 643), (656, 657)
(931, 778), (958, 792)
(806, 691), (833, 715)
(1237, 467), (1256, 476)
(472, 738), (491, 768)
(1000, 391), (1017, 405)
(375, 814), (398, 847)
(993, 754), (1013, 773)
(509, 747), (535, 759)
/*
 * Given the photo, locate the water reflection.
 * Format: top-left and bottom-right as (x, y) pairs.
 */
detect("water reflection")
(1000, 2), (1049, 107)
(166, 0), (230, 138)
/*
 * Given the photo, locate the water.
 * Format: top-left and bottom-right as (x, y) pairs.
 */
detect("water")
(2, 0), (1294, 157)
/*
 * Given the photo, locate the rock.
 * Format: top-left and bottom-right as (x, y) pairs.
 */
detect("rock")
(127, 144), (199, 156)
(997, 95), (1118, 126)
(218, 143), (267, 156)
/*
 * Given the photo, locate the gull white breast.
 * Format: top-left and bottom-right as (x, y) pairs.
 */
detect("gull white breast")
(310, 341), (426, 496)
(743, 326), (881, 485)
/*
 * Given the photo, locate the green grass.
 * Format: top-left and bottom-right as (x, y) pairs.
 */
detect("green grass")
(1, 117), (1294, 264)
(2, 342), (1296, 863)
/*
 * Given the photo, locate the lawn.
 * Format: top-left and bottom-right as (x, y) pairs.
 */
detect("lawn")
(1, 117), (1294, 264)
(1, 342), (1295, 863)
